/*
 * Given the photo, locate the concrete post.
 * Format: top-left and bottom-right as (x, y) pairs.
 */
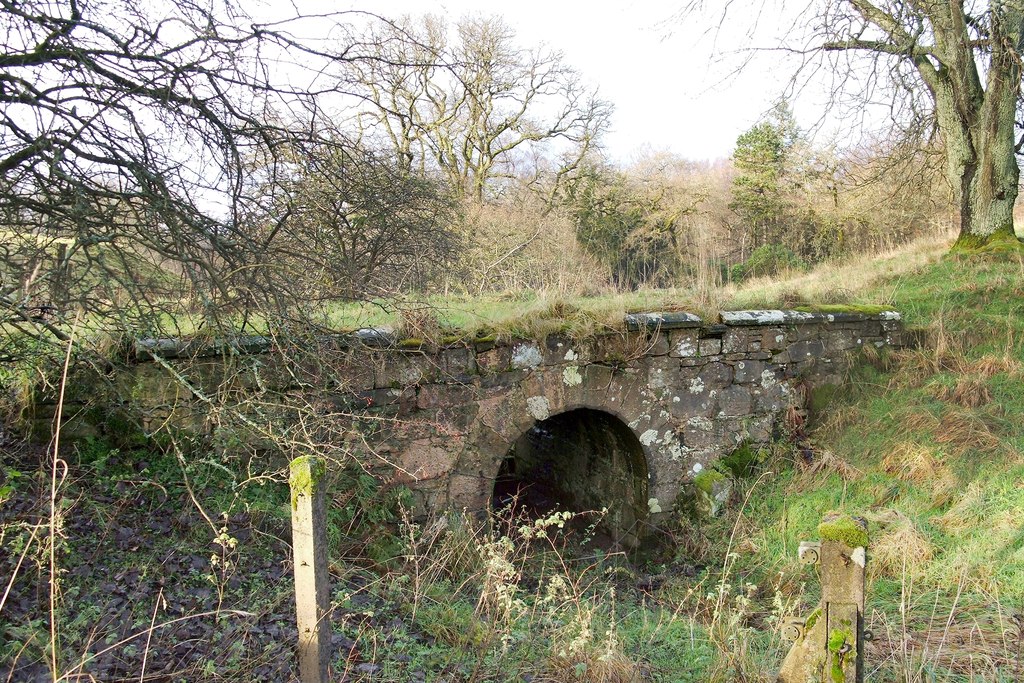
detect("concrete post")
(289, 455), (331, 683)
(778, 513), (868, 683)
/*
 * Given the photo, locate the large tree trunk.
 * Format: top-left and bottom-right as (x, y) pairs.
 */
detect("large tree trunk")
(880, 3), (1024, 250)
(941, 9), (1024, 249)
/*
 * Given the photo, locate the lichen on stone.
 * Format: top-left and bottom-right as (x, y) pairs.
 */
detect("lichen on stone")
(526, 395), (551, 420)
(818, 513), (869, 548)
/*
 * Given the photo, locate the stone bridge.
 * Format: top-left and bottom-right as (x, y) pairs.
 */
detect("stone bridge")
(50, 308), (903, 544)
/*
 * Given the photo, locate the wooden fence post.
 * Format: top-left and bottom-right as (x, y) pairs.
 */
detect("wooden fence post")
(778, 513), (868, 683)
(289, 455), (331, 683)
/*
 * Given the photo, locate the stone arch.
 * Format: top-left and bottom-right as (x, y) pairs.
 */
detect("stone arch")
(492, 406), (650, 546)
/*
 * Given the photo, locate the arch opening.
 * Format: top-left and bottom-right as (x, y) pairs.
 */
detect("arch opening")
(492, 408), (649, 547)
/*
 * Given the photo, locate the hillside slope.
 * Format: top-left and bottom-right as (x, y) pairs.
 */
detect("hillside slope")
(721, 248), (1024, 679)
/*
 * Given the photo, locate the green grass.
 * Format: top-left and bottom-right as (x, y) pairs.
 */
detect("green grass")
(695, 248), (1024, 679)
(11, 237), (1024, 681)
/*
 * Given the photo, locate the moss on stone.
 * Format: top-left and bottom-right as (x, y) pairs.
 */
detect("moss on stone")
(693, 468), (726, 494)
(473, 333), (498, 350)
(950, 228), (1024, 255)
(827, 627), (856, 683)
(808, 383), (841, 415)
(719, 443), (760, 478)
(397, 338), (424, 349)
(804, 606), (822, 632)
(793, 303), (891, 316)
(289, 455), (326, 510)
(818, 513), (869, 548)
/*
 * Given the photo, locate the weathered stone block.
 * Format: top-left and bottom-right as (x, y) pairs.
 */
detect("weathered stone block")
(434, 403), (479, 434)
(476, 346), (512, 374)
(589, 334), (647, 364)
(698, 338), (722, 356)
(732, 359), (765, 383)
(668, 330), (699, 358)
(543, 335), (591, 365)
(754, 380), (790, 413)
(478, 369), (529, 389)
(371, 354), (441, 389)
(349, 387), (404, 409)
(646, 332), (671, 356)
(647, 355), (680, 390)
(447, 473), (492, 510)
(722, 330), (748, 353)
(394, 439), (458, 484)
(697, 362), (733, 389)
(682, 417), (729, 450)
(860, 321), (883, 337)
(415, 383), (477, 410)
(787, 340), (826, 362)
(716, 385), (753, 417)
(441, 347), (477, 380)
(669, 390), (716, 419)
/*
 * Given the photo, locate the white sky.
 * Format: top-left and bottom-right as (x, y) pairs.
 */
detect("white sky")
(327, 1), (809, 163)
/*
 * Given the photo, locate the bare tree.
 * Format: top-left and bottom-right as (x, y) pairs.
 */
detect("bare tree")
(344, 14), (613, 203)
(684, 0), (1023, 249)
(0, 0), (460, 366)
(244, 140), (460, 301)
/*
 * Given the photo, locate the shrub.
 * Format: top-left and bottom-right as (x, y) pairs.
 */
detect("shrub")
(730, 244), (807, 282)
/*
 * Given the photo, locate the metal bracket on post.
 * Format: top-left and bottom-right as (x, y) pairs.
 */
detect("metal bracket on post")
(798, 541), (822, 565)
(778, 514), (868, 683)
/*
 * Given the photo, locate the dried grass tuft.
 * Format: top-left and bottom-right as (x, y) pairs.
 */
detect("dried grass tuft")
(935, 407), (1003, 456)
(931, 376), (992, 408)
(878, 441), (960, 503)
(866, 613), (1015, 677)
(882, 441), (943, 483)
(535, 653), (647, 683)
(967, 354), (1021, 378)
(867, 511), (934, 580)
(934, 483), (992, 536)
(792, 448), (862, 490)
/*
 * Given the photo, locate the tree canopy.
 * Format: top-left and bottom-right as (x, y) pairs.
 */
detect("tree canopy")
(342, 14), (612, 203)
(685, 0), (1024, 249)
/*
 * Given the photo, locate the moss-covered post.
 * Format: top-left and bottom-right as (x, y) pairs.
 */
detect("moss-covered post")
(290, 455), (330, 683)
(778, 513), (868, 683)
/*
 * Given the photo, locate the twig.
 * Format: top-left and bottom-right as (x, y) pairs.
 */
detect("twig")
(59, 609), (253, 680)
(48, 319), (77, 677)
(139, 587), (165, 682)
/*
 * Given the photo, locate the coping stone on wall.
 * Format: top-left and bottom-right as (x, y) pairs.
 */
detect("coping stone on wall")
(132, 310), (899, 362)
(719, 310), (901, 326)
(625, 312), (703, 331)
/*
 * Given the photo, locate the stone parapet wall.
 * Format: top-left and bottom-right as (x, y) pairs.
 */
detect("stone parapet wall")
(36, 309), (903, 535)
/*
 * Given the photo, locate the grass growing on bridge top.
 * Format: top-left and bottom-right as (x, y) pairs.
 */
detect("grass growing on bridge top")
(320, 234), (948, 340)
